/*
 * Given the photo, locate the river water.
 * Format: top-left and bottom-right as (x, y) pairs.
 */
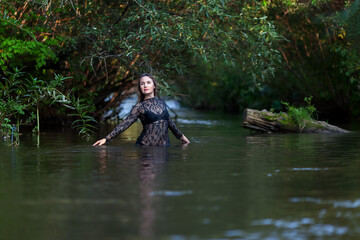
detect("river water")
(1, 106), (360, 240)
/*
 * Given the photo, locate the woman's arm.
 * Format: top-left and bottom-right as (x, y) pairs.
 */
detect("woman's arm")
(180, 134), (190, 144)
(93, 103), (142, 146)
(168, 117), (190, 144)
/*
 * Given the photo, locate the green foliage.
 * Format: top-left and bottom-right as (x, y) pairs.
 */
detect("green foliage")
(0, 10), (58, 72)
(2, 0), (360, 123)
(180, 59), (273, 113)
(281, 97), (317, 131)
(65, 0), (282, 116)
(238, 0), (360, 120)
(335, 0), (360, 106)
(0, 69), (97, 144)
(0, 0), (283, 119)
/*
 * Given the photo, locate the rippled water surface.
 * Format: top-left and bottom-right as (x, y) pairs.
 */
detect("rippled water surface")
(1, 109), (360, 240)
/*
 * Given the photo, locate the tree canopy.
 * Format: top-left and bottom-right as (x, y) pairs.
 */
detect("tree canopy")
(1, 0), (360, 140)
(1, 0), (281, 115)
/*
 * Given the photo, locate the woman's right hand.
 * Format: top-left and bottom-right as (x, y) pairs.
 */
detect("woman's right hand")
(93, 138), (107, 146)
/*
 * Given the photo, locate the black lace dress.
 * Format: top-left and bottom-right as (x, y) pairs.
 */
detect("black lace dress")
(105, 98), (183, 146)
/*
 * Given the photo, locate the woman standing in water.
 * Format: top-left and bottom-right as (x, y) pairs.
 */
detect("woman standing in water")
(93, 73), (190, 146)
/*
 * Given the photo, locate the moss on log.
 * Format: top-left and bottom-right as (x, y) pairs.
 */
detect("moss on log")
(242, 108), (349, 133)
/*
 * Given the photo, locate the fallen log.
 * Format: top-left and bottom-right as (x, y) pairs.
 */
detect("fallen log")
(242, 108), (349, 133)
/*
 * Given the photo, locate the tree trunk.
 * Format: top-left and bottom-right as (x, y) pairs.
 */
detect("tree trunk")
(242, 108), (349, 133)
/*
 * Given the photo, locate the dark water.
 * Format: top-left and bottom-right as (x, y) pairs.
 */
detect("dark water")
(1, 110), (360, 240)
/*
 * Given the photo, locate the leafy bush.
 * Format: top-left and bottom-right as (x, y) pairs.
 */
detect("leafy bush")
(0, 69), (97, 145)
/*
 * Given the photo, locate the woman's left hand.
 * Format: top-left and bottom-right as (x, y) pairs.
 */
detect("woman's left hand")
(180, 135), (190, 144)
(93, 138), (107, 146)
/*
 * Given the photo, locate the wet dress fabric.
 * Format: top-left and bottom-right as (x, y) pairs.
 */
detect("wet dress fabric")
(105, 98), (183, 146)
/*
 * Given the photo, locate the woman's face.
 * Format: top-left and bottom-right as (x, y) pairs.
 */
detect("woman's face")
(139, 76), (155, 98)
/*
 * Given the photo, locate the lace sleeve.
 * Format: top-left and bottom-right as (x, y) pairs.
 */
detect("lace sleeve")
(168, 117), (183, 139)
(105, 103), (143, 142)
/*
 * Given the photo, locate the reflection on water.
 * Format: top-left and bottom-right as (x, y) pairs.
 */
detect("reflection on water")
(289, 197), (360, 209)
(94, 145), (170, 238)
(1, 113), (360, 240)
(138, 147), (168, 238)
